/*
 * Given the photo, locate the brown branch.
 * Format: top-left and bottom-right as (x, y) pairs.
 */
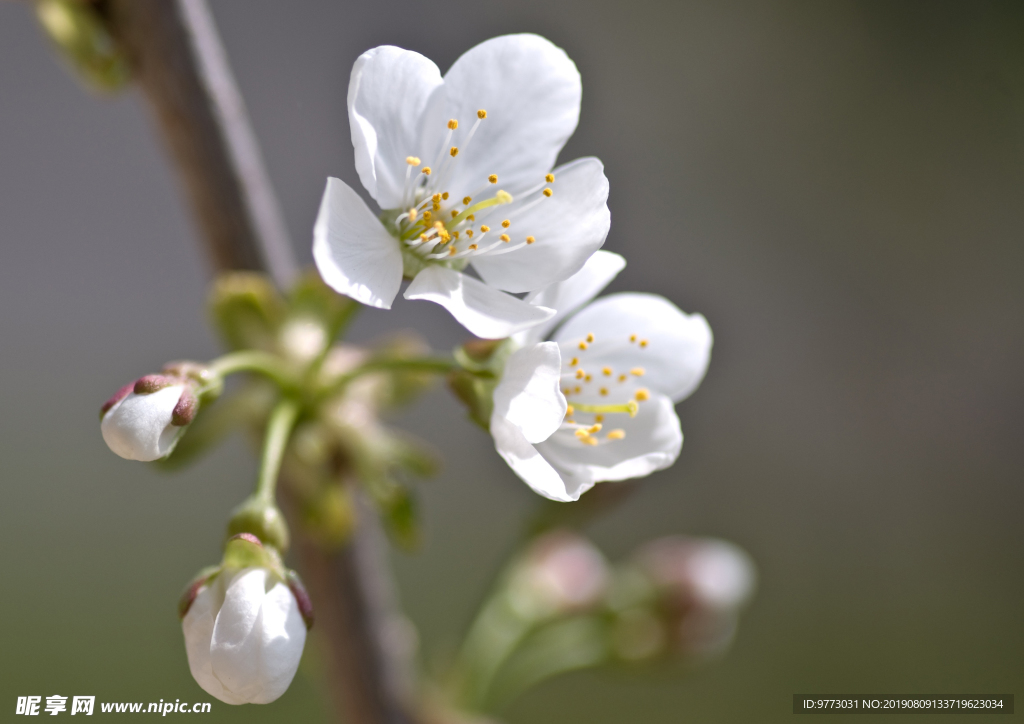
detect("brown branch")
(101, 1), (416, 722)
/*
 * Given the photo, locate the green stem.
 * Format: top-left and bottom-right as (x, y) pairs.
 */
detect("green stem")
(255, 398), (300, 504)
(320, 356), (462, 398)
(208, 350), (295, 389)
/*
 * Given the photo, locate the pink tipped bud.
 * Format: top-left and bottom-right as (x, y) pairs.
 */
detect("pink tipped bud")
(514, 530), (608, 616)
(228, 532), (263, 547)
(101, 379), (191, 461)
(286, 570), (315, 630)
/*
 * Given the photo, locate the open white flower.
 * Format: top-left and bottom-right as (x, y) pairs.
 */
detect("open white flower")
(491, 252), (713, 501)
(313, 34), (611, 339)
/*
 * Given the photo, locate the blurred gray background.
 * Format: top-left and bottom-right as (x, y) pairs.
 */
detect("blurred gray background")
(1, 0), (1022, 721)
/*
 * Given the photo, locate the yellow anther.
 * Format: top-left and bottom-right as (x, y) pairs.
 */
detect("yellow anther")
(448, 246), (457, 256)
(451, 210), (459, 218)
(422, 210), (432, 222)
(599, 387), (608, 396)
(442, 192), (449, 200)
(575, 386), (581, 394)
(640, 339), (649, 348)
(419, 234), (428, 242)
(602, 367), (612, 376)
(450, 147), (459, 157)
(500, 234), (510, 242)
(635, 388), (650, 401)
(575, 369), (585, 379)
(526, 236), (536, 244)
(606, 429), (626, 440)
(466, 229), (474, 238)
(501, 219), (511, 228)
(422, 167), (432, 175)
(575, 429), (590, 440)
(578, 342), (588, 350)
(406, 156), (421, 166)
(543, 188), (553, 197)
(434, 221), (445, 230)
(594, 414), (604, 423)
(570, 357), (579, 366)
(480, 225), (490, 232)
(545, 173), (555, 182)
(586, 333), (595, 343)
(433, 201), (441, 212)
(448, 119), (458, 130)
(584, 374), (592, 382)
(467, 215), (475, 221)
(587, 424), (602, 434)
(453, 231), (460, 239)
(439, 230), (451, 242)
(408, 208), (418, 221)
(627, 400), (639, 417)
(496, 190), (513, 203)
(463, 196), (472, 205)
(566, 419), (575, 424)
(433, 193), (441, 203)
(488, 174), (498, 183)
(468, 243), (478, 250)
(630, 334), (637, 342)
(477, 109), (487, 119)
(631, 367), (646, 376)
(562, 388), (571, 395)
(618, 374), (627, 382)
(565, 405), (575, 416)
(581, 435), (598, 446)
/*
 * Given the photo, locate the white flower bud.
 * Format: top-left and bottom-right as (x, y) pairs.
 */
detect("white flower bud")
(100, 375), (196, 461)
(510, 531), (608, 617)
(181, 566), (307, 705)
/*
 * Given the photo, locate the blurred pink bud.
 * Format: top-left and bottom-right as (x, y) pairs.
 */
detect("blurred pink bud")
(516, 530), (609, 615)
(637, 536), (756, 656)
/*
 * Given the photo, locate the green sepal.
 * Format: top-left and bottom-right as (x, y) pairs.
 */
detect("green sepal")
(226, 495), (290, 554)
(221, 533), (283, 577)
(208, 272), (286, 352)
(35, 0), (131, 93)
(448, 369), (496, 431)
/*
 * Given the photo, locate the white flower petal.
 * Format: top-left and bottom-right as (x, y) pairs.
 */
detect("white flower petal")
(490, 414), (594, 502)
(183, 577), (245, 705)
(404, 266), (555, 339)
(492, 342), (567, 443)
(348, 46), (444, 208)
(248, 581), (306, 704)
(472, 158), (610, 293)
(425, 34), (581, 200)
(100, 386), (185, 462)
(517, 250), (626, 345)
(313, 177), (403, 309)
(553, 293), (713, 402)
(537, 393), (682, 484)
(209, 569), (267, 701)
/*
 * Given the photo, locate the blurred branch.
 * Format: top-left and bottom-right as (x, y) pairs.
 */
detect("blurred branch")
(99, 1), (416, 722)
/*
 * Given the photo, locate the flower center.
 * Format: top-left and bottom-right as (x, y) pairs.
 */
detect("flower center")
(557, 332), (652, 447)
(387, 112), (556, 274)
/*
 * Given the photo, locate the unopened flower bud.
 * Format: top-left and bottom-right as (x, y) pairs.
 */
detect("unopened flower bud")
(510, 530), (608, 618)
(226, 497), (290, 553)
(636, 536), (756, 656)
(101, 379), (189, 461)
(180, 534), (311, 705)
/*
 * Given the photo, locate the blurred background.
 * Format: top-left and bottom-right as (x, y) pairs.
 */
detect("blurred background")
(1, 0), (1022, 721)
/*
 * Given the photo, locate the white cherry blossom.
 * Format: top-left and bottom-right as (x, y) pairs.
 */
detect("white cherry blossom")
(100, 375), (197, 462)
(182, 566), (307, 705)
(491, 252), (713, 501)
(313, 34), (611, 339)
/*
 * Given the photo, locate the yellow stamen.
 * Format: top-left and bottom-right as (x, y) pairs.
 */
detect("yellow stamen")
(631, 367), (646, 376)
(423, 167), (432, 175)
(477, 109), (487, 119)
(450, 147), (459, 157)
(466, 230), (474, 238)
(630, 334), (637, 342)
(579, 342), (588, 350)
(467, 215), (475, 221)
(635, 388), (650, 401)
(575, 369), (585, 379)
(501, 219), (511, 228)
(468, 244), (478, 250)
(570, 357), (579, 366)
(602, 367), (612, 376)
(432, 193), (441, 203)
(463, 196), (472, 205)
(480, 225), (490, 233)
(618, 374), (627, 382)
(595, 414), (604, 423)
(451, 210), (459, 218)
(575, 429), (590, 440)
(433, 221), (445, 230)
(587, 424), (602, 434)
(488, 174), (498, 183)
(565, 405), (575, 416)
(526, 235), (536, 244)
(543, 188), (553, 197)
(500, 234), (510, 242)
(606, 429), (626, 440)
(406, 156), (421, 166)
(408, 208), (418, 222)
(599, 387), (608, 396)
(545, 173), (555, 182)
(575, 386), (581, 394)
(443, 192), (450, 200)
(448, 246), (456, 256)
(586, 333), (595, 343)
(448, 119), (458, 130)
(584, 374), (592, 382)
